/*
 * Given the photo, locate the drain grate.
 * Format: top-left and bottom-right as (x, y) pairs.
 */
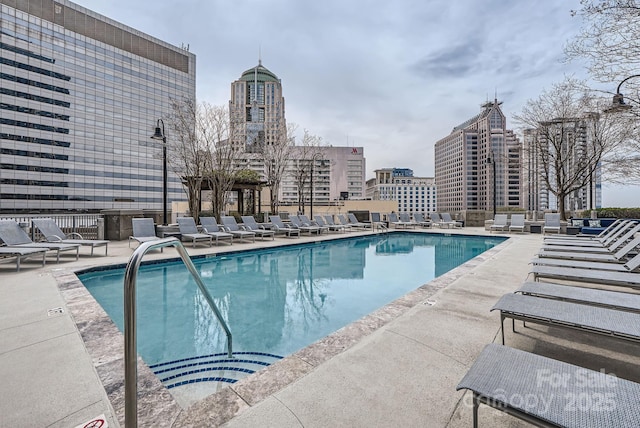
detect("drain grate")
(47, 307), (64, 316)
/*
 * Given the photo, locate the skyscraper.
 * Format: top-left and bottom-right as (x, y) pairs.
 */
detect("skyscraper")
(434, 99), (522, 213)
(0, 0), (195, 213)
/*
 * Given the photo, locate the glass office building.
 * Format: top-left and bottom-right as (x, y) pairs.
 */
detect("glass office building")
(0, 0), (195, 213)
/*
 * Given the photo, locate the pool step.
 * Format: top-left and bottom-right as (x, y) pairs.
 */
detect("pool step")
(149, 351), (283, 390)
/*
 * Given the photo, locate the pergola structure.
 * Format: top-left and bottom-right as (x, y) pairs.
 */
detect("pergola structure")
(184, 177), (267, 216)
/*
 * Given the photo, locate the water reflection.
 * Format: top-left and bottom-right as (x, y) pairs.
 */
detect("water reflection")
(80, 234), (504, 365)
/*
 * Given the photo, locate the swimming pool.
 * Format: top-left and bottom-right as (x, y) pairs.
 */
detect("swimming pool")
(78, 232), (505, 405)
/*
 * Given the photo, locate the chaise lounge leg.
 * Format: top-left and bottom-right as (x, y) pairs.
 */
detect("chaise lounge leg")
(473, 393), (479, 428)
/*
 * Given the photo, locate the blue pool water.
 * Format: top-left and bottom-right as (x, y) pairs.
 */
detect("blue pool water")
(78, 233), (504, 391)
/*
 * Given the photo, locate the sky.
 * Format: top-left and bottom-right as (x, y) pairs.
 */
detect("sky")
(77, 0), (637, 207)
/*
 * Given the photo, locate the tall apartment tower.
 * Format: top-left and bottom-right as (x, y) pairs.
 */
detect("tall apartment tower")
(229, 60), (286, 153)
(523, 118), (602, 212)
(434, 99), (522, 213)
(365, 168), (436, 214)
(0, 0), (195, 213)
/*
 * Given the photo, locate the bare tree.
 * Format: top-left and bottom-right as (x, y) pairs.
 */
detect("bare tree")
(566, 0), (640, 95)
(515, 78), (632, 219)
(167, 97), (209, 221)
(290, 130), (324, 214)
(261, 122), (297, 214)
(168, 99), (239, 222)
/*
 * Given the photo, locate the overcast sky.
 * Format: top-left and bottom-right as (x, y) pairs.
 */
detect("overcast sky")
(77, 0), (635, 207)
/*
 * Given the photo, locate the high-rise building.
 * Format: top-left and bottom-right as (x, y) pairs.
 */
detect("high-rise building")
(0, 0), (195, 213)
(228, 63), (365, 205)
(365, 168), (436, 214)
(434, 99), (522, 213)
(523, 117), (602, 212)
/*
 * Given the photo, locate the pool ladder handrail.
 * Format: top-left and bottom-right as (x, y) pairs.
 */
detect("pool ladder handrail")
(123, 237), (232, 428)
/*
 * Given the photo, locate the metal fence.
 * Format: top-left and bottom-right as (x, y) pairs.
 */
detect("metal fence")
(0, 214), (103, 240)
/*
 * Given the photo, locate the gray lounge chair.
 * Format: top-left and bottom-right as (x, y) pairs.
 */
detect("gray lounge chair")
(269, 216), (300, 237)
(542, 213), (561, 234)
(429, 212), (444, 227)
(347, 213), (371, 230)
(457, 344), (640, 428)
(441, 213), (462, 228)
(412, 213), (431, 228)
(129, 218), (163, 251)
(531, 247), (640, 271)
(0, 246), (47, 271)
(324, 215), (351, 231)
(516, 281), (640, 313)
(289, 215), (321, 234)
(543, 221), (638, 248)
(544, 219), (628, 244)
(299, 215), (329, 234)
(538, 235), (640, 262)
(200, 216), (233, 245)
(314, 215), (346, 233)
(0, 220), (79, 263)
(177, 217), (213, 248)
(539, 223), (640, 254)
(530, 258), (640, 288)
(241, 216), (275, 240)
(388, 213), (410, 229)
(398, 213), (416, 229)
(508, 213), (525, 233)
(491, 292), (640, 345)
(221, 216), (256, 242)
(490, 214), (508, 232)
(370, 213), (387, 231)
(32, 218), (109, 256)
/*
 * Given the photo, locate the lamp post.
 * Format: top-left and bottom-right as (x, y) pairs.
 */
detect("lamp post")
(607, 74), (640, 112)
(309, 156), (326, 220)
(486, 151), (496, 217)
(150, 119), (168, 225)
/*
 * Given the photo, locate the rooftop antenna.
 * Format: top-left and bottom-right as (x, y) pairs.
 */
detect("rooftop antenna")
(495, 88), (498, 103)
(258, 45), (262, 66)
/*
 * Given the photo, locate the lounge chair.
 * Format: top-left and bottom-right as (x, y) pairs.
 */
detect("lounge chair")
(542, 213), (561, 234)
(540, 222), (640, 254)
(299, 215), (329, 234)
(508, 214), (525, 233)
(241, 216), (275, 240)
(289, 215), (321, 234)
(441, 213), (463, 228)
(220, 216), (256, 242)
(200, 216), (233, 245)
(0, 246), (47, 271)
(491, 292), (640, 345)
(347, 213), (371, 230)
(32, 218), (109, 256)
(457, 344), (640, 428)
(269, 216), (300, 237)
(412, 212), (431, 228)
(544, 218), (628, 244)
(324, 215), (351, 231)
(429, 212), (444, 228)
(530, 252), (639, 272)
(516, 281), (640, 313)
(175, 217), (213, 248)
(388, 213), (410, 229)
(538, 235), (640, 262)
(543, 221), (637, 248)
(314, 215), (346, 233)
(399, 213), (416, 229)
(489, 214), (508, 232)
(370, 212), (387, 231)
(530, 258), (640, 288)
(129, 218), (163, 251)
(0, 220), (79, 263)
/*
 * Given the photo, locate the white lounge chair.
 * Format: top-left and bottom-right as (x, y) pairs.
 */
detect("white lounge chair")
(508, 214), (525, 233)
(0, 246), (47, 271)
(538, 235), (640, 262)
(542, 213), (561, 234)
(32, 218), (109, 256)
(490, 214), (508, 232)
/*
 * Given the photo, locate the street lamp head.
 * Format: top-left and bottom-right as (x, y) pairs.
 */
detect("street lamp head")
(604, 93), (633, 113)
(150, 118), (165, 140)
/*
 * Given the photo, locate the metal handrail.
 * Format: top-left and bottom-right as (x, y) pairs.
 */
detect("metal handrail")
(123, 237), (232, 427)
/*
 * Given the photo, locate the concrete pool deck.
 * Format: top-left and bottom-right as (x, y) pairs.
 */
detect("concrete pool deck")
(1, 227), (639, 427)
